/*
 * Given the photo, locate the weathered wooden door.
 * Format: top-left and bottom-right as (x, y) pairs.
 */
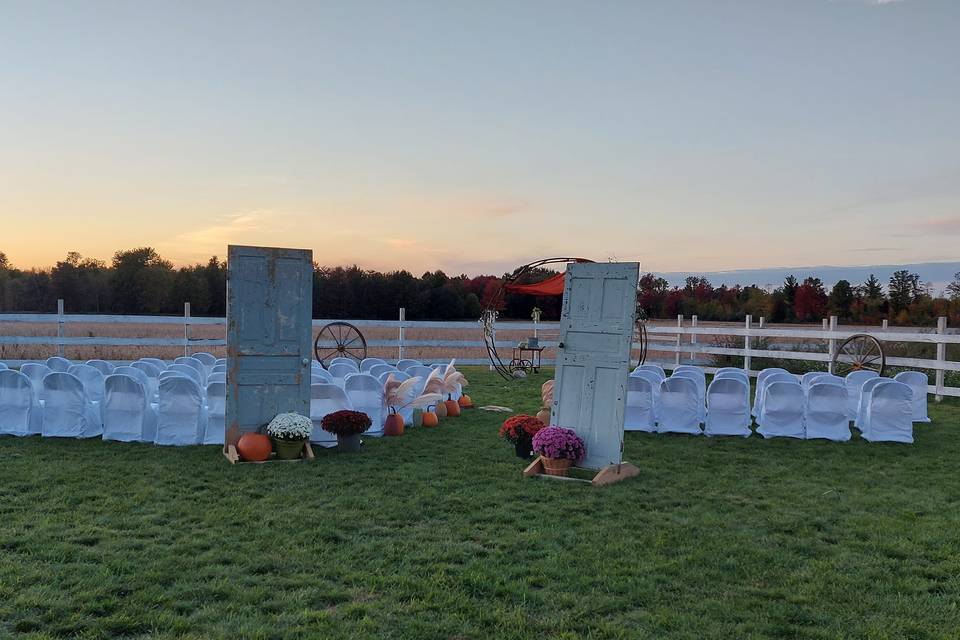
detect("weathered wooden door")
(225, 245), (313, 451)
(551, 262), (639, 469)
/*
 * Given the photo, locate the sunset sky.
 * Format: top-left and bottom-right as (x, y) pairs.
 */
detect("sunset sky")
(2, 0), (958, 276)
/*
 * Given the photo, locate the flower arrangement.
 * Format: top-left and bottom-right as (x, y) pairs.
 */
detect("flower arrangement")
(499, 414), (545, 445)
(532, 426), (585, 462)
(321, 410), (371, 436)
(266, 412), (313, 441)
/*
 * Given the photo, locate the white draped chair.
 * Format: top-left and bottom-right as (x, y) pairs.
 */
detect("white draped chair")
(396, 359), (421, 372)
(624, 376), (656, 432)
(312, 369), (334, 384)
(330, 357), (359, 372)
(328, 362), (357, 387)
(757, 381), (805, 439)
(801, 372), (829, 390)
(113, 366), (155, 403)
(894, 371), (930, 423)
(714, 370), (751, 406)
(657, 377), (702, 435)
(45, 356), (72, 372)
(360, 357), (387, 373)
(0, 370), (39, 436)
(752, 368), (790, 416)
(715, 367), (748, 379)
(139, 358), (168, 371)
(863, 380), (914, 444)
(845, 370), (879, 420)
(41, 372), (102, 438)
(211, 363), (227, 375)
(204, 381), (226, 445)
(671, 370), (706, 420)
(20, 363), (51, 402)
(166, 364), (204, 387)
(369, 363), (396, 380)
(85, 360), (115, 376)
(309, 383), (352, 448)
(191, 352), (217, 370)
(207, 371), (226, 384)
(753, 372), (796, 421)
(102, 374), (157, 442)
(344, 373), (387, 437)
(68, 364), (106, 405)
(0, 362), (6, 370)
(804, 383), (850, 442)
(634, 364), (666, 380)
(855, 377), (891, 432)
(174, 356), (207, 379)
(704, 377), (751, 437)
(156, 376), (205, 446)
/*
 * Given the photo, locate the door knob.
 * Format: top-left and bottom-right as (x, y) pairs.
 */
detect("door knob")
(558, 342), (564, 349)
(302, 358), (309, 366)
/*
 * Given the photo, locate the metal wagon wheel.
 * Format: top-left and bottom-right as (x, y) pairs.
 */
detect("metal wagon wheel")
(632, 305), (648, 369)
(832, 334), (885, 377)
(314, 321), (367, 367)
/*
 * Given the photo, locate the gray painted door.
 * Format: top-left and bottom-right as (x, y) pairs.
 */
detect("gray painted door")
(225, 245), (313, 450)
(551, 262), (639, 469)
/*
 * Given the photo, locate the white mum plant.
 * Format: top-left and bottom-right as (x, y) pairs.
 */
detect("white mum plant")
(266, 412), (313, 441)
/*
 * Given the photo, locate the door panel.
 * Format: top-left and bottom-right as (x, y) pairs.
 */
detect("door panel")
(226, 245), (313, 450)
(551, 262), (639, 469)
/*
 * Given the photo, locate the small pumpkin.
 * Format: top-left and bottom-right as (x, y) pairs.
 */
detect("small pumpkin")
(384, 411), (405, 437)
(237, 433), (272, 462)
(422, 408), (439, 428)
(444, 398), (461, 417)
(458, 394), (473, 409)
(436, 400), (447, 418)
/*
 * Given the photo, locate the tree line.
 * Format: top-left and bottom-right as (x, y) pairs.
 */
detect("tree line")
(1, 248), (959, 326)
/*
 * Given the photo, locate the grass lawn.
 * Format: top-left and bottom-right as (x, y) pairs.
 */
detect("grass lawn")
(1, 367), (959, 639)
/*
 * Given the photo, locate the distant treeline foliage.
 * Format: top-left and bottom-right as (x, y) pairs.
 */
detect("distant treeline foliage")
(1, 249), (959, 326)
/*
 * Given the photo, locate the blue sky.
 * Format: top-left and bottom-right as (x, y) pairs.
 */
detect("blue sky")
(1, 0), (958, 275)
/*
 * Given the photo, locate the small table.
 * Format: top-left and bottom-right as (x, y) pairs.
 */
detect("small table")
(510, 345), (545, 374)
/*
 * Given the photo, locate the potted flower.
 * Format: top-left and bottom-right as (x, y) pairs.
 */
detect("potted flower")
(266, 412), (313, 460)
(321, 409), (370, 452)
(499, 414), (545, 459)
(384, 374), (441, 436)
(532, 426), (585, 476)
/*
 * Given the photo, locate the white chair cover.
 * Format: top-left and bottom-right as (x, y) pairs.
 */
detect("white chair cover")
(757, 381), (805, 439)
(207, 371), (226, 384)
(716, 367), (748, 379)
(801, 372), (828, 390)
(845, 370), (879, 419)
(330, 357), (359, 372)
(309, 383), (352, 448)
(671, 370), (705, 420)
(894, 371), (930, 423)
(344, 373), (387, 437)
(20, 363), (51, 400)
(129, 361), (162, 399)
(41, 372), (102, 438)
(328, 362), (357, 386)
(657, 377), (701, 435)
(804, 383), (850, 442)
(396, 359), (421, 371)
(167, 364), (204, 387)
(311, 369), (334, 384)
(754, 372), (796, 420)
(215, 358), (227, 367)
(85, 360), (115, 376)
(68, 364), (106, 404)
(674, 365), (705, 379)
(624, 376), (656, 432)
(174, 356), (207, 378)
(813, 374), (845, 388)
(204, 382), (226, 445)
(139, 358), (168, 371)
(114, 366), (154, 400)
(102, 375), (157, 442)
(360, 357), (387, 373)
(369, 363), (396, 380)
(629, 370), (662, 421)
(211, 363), (227, 375)
(753, 368), (790, 416)
(855, 377), (890, 432)
(863, 380), (913, 444)
(156, 376), (205, 445)
(0, 362), (6, 370)
(379, 370), (411, 386)
(634, 364), (666, 380)
(191, 352), (217, 368)
(0, 370), (38, 436)
(714, 370), (751, 404)
(45, 356), (72, 372)
(705, 377), (751, 437)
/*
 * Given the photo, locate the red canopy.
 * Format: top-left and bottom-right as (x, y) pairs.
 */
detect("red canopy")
(504, 272), (567, 297)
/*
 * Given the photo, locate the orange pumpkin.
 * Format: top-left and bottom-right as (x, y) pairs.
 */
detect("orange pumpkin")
(422, 409), (439, 428)
(384, 412), (405, 436)
(458, 394), (473, 409)
(237, 433), (272, 462)
(444, 398), (461, 417)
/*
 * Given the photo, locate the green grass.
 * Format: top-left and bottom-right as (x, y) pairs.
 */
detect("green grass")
(1, 367), (959, 639)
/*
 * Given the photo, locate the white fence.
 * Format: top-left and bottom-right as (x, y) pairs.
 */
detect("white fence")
(0, 303), (957, 400)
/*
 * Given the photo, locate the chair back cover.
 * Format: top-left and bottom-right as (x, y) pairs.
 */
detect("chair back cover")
(855, 377), (889, 431)
(716, 367), (748, 378)
(671, 370), (706, 419)
(139, 358), (168, 371)
(329, 357), (359, 372)
(207, 371), (226, 384)
(0, 362), (6, 370)
(634, 364), (666, 380)
(757, 381), (805, 439)
(344, 373), (387, 437)
(674, 365), (705, 379)
(864, 380), (913, 444)
(311, 369), (334, 384)
(41, 372), (101, 438)
(657, 377), (701, 435)
(174, 356), (207, 378)
(802, 372), (828, 390)
(845, 370), (880, 419)
(114, 366), (153, 396)
(328, 362), (358, 386)
(0, 370), (36, 436)
(360, 357), (387, 373)
(167, 364), (204, 387)
(309, 383), (353, 448)
(204, 381), (226, 445)
(894, 371), (930, 423)
(753, 368), (790, 415)
(805, 383), (850, 442)
(368, 363), (396, 380)
(396, 359), (422, 371)
(211, 364), (227, 375)
(379, 370), (411, 386)
(813, 374), (845, 388)
(191, 352), (217, 368)
(102, 375), (156, 442)
(45, 356), (72, 372)
(156, 376), (205, 445)
(67, 364), (106, 403)
(20, 363), (52, 399)
(754, 372), (797, 419)
(705, 377), (751, 437)
(85, 360), (115, 376)
(624, 376), (656, 432)
(131, 361), (162, 379)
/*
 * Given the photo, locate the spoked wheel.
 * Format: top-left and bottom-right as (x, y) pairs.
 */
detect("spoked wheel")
(832, 334), (885, 377)
(632, 306), (648, 369)
(314, 321), (367, 367)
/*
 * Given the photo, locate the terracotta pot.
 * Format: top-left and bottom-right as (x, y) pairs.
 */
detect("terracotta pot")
(444, 399), (461, 417)
(541, 456), (572, 477)
(384, 413), (404, 437)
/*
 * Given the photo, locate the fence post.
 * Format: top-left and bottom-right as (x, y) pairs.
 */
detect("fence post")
(828, 316), (838, 374)
(690, 315), (698, 363)
(744, 315), (752, 374)
(936, 316), (946, 403)
(57, 298), (65, 357)
(675, 315), (683, 368)
(398, 307), (405, 362)
(759, 316), (765, 329)
(183, 302), (191, 357)
(882, 319), (888, 331)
